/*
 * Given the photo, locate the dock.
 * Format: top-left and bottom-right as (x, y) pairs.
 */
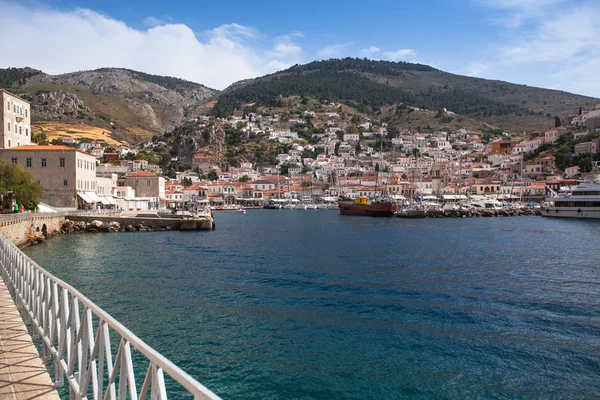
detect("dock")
(0, 277), (60, 400)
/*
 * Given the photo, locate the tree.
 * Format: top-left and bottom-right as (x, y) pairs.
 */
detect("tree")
(0, 160), (43, 210)
(238, 175), (249, 182)
(182, 177), (192, 187)
(355, 141), (361, 154)
(334, 141), (341, 156)
(554, 115), (562, 127)
(578, 106), (582, 115)
(206, 170), (218, 181)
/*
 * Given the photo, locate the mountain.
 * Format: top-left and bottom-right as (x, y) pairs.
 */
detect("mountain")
(0, 67), (218, 143)
(215, 58), (600, 132)
(2, 59), (599, 147)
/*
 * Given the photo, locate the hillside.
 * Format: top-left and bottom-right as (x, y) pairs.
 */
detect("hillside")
(215, 58), (600, 132)
(0, 67), (218, 143)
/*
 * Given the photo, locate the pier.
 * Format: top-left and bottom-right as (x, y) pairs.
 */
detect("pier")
(0, 216), (221, 400)
(0, 276), (60, 399)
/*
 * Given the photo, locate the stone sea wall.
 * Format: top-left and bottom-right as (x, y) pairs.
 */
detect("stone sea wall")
(0, 214), (66, 247)
(396, 208), (542, 218)
(62, 216), (180, 233)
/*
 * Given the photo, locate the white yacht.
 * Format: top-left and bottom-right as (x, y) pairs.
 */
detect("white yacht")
(543, 183), (600, 219)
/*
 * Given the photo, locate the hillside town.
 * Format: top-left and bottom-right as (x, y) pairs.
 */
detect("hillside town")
(1, 88), (600, 212)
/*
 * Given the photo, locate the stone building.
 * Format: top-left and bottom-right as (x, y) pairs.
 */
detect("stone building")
(118, 170), (166, 209)
(0, 145), (97, 208)
(0, 90), (31, 149)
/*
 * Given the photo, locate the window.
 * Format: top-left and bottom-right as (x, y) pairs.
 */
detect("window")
(135, 180), (139, 186)
(7, 139), (10, 148)
(6, 100), (9, 112)
(25, 128), (28, 136)
(18, 126), (22, 135)
(25, 109), (28, 118)
(7, 121), (10, 132)
(59, 157), (65, 167)
(147, 179), (151, 186)
(63, 179), (68, 187)
(26, 158), (32, 168)
(41, 158), (47, 167)
(11, 158), (17, 164)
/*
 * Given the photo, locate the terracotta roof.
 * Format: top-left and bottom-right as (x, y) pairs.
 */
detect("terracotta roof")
(6, 145), (74, 151)
(126, 170), (157, 177)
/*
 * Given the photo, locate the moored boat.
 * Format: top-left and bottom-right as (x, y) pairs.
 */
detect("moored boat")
(543, 183), (600, 219)
(338, 196), (398, 217)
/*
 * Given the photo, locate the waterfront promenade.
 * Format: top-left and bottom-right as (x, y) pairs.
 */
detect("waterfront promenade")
(0, 276), (59, 400)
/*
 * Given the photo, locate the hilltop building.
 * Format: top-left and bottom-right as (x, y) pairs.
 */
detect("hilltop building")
(0, 90), (31, 149)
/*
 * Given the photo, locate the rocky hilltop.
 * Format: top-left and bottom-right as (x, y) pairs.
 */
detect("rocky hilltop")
(216, 58), (600, 132)
(1, 67), (218, 142)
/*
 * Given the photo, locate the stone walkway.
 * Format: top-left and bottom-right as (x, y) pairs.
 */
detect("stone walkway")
(0, 277), (60, 400)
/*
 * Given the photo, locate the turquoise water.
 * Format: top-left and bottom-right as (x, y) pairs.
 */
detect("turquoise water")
(24, 211), (600, 399)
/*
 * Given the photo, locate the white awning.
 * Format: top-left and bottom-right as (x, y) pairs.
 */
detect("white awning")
(98, 196), (111, 205)
(85, 192), (102, 203)
(77, 192), (94, 204)
(106, 196), (118, 205)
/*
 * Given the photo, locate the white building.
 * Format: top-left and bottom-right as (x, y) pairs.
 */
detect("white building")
(0, 90), (31, 149)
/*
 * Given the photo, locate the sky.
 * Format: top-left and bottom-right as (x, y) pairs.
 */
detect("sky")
(1, 0), (599, 97)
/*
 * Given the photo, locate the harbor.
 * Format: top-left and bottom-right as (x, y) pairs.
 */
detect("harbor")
(20, 210), (600, 399)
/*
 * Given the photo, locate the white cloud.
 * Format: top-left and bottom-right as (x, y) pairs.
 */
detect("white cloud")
(0, 2), (303, 90)
(497, 4), (600, 96)
(473, 0), (600, 97)
(143, 16), (163, 27)
(382, 49), (416, 61)
(358, 46), (381, 58)
(268, 43), (303, 59)
(477, 0), (566, 27)
(317, 43), (352, 59)
(464, 62), (488, 77)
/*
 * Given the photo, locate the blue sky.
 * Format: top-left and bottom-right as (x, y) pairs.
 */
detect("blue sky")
(1, 0), (599, 97)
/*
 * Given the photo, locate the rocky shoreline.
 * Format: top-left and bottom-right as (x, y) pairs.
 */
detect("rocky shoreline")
(60, 219), (175, 234)
(396, 208), (542, 218)
(21, 219), (175, 248)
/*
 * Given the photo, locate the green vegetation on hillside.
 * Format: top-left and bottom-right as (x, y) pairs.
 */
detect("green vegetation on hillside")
(214, 59), (532, 119)
(0, 67), (42, 89)
(285, 58), (436, 75)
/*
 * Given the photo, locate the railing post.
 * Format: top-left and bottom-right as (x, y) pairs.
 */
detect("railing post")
(0, 230), (222, 400)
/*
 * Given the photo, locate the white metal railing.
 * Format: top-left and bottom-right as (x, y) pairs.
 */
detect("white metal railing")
(0, 234), (221, 400)
(0, 210), (121, 226)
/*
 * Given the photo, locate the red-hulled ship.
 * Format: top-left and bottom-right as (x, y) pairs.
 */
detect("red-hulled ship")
(338, 196), (398, 217)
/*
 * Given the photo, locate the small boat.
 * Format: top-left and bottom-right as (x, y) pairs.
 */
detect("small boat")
(264, 201), (283, 209)
(338, 196), (398, 217)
